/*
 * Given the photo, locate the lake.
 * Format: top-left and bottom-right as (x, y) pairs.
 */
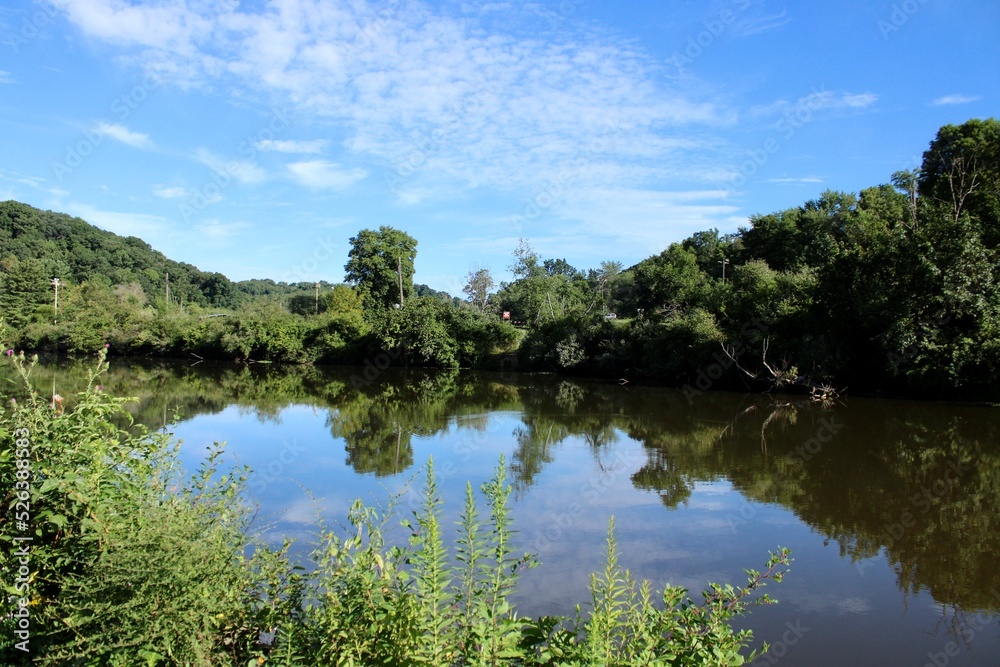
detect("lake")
(9, 358), (1000, 666)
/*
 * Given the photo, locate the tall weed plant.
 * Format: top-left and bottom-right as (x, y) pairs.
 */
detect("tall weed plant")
(1, 346), (790, 666)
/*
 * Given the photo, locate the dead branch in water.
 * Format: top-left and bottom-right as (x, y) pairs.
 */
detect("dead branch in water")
(718, 338), (843, 402)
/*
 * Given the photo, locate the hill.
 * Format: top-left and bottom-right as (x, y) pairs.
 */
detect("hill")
(0, 200), (240, 311)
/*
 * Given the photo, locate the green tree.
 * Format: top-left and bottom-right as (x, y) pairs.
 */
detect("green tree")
(344, 226), (418, 316)
(0, 256), (52, 328)
(462, 268), (495, 312)
(918, 118), (1000, 238)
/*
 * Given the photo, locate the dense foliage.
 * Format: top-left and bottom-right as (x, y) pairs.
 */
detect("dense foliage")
(0, 352), (791, 665)
(1, 118), (998, 397)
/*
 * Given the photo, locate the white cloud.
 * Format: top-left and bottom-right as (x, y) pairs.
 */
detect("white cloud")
(58, 0), (216, 52)
(153, 186), (189, 199)
(931, 94), (980, 106)
(801, 90), (878, 112)
(840, 93), (879, 108)
(255, 139), (329, 154)
(288, 160), (367, 190)
(0, 70), (14, 84)
(733, 9), (791, 36)
(56, 0), (733, 198)
(98, 122), (153, 149)
(750, 90), (877, 122)
(197, 219), (252, 240)
(766, 176), (824, 184)
(194, 148), (267, 185)
(0, 170), (46, 189)
(64, 202), (166, 239)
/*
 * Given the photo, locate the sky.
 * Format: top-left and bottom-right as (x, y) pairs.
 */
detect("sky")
(0, 0), (997, 295)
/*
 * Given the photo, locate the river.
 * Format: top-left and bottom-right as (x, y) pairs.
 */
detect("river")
(10, 358), (1000, 666)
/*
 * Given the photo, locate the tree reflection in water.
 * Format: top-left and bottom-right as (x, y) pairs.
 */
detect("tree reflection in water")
(11, 358), (1000, 614)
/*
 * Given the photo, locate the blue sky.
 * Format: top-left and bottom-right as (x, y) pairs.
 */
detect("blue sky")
(1, 0), (996, 294)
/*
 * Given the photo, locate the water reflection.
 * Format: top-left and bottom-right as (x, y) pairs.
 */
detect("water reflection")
(8, 358), (1000, 618)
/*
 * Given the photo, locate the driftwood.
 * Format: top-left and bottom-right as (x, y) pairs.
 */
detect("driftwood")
(719, 338), (842, 403)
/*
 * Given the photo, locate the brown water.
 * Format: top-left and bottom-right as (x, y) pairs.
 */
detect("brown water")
(11, 359), (1000, 666)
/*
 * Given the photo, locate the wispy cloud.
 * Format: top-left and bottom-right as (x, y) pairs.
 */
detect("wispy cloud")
(64, 202), (165, 239)
(767, 176), (824, 184)
(288, 160), (367, 190)
(153, 186), (190, 199)
(194, 148), (266, 185)
(0, 170), (46, 190)
(751, 90), (878, 120)
(733, 9), (792, 37)
(255, 139), (329, 154)
(56, 0), (733, 199)
(931, 94), (980, 106)
(197, 219), (252, 240)
(98, 122), (153, 149)
(839, 92), (879, 108)
(0, 70), (14, 84)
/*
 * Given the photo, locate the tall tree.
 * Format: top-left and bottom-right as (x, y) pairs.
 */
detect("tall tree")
(918, 118), (1000, 240)
(344, 226), (418, 315)
(0, 256), (51, 328)
(462, 268), (494, 312)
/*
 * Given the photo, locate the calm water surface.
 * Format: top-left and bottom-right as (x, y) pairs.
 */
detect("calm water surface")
(12, 359), (1000, 666)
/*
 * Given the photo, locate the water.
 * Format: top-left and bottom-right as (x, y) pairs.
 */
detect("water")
(8, 359), (1000, 666)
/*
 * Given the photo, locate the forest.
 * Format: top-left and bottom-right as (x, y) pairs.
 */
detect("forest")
(1, 118), (998, 399)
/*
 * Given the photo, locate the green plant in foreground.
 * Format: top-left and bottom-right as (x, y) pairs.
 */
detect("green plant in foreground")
(1, 347), (791, 666)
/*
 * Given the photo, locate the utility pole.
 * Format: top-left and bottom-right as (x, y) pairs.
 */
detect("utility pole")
(397, 256), (404, 307)
(719, 258), (730, 284)
(51, 277), (60, 323)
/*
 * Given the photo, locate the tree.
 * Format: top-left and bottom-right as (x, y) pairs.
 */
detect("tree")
(462, 268), (494, 312)
(508, 239), (541, 279)
(0, 256), (51, 328)
(918, 118), (1000, 239)
(891, 169), (920, 227)
(593, 260), (623, 313)
(344, 227), (418, 315)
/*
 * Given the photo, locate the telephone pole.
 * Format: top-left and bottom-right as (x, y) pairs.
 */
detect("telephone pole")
(719, 258), (730, 284)
(51, 277), (60, 323)
(397, 256), (404, 307)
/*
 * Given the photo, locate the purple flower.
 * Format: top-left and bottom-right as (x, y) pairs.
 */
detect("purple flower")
(4, 349), (12, 356)
(104, 343), (110, 348)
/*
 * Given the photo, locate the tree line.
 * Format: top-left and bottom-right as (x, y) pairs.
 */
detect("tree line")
(1, 118), (998, 398)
